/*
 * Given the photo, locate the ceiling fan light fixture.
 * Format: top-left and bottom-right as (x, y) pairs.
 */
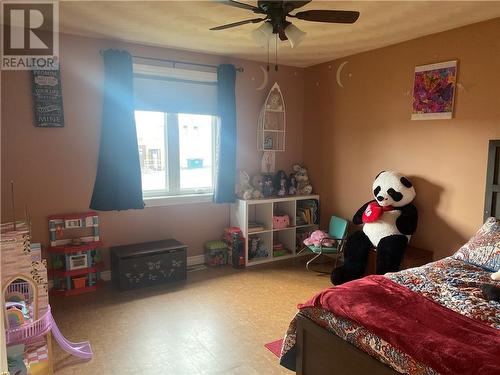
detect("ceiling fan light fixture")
(251, 21), (273, 46)
(284, 24), (306, 48)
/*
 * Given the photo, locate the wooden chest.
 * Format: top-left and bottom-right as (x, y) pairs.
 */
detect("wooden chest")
(110, 239), (187, 291)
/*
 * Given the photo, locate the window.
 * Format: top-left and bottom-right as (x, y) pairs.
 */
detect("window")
(135, 111), (216, 198)
(133, 61), (218, 201)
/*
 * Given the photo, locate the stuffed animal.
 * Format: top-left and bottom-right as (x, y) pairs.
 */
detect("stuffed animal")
(249, 236), (261, 259)
(481, 270), (500, 302)
(273, 170), (288, 197)
(303, 230), (334, 248)
(292, 164), (312, 195)
(491, 270), (500, 281)
(249, 236), (269, 259)
(331, 171), (418, 285)
(262, 174), (274, 197)
(288, 175), (297, 195)
(236, 171), (254, 200)
(481, 285), (500, 302)
(252, 174), (264, 199)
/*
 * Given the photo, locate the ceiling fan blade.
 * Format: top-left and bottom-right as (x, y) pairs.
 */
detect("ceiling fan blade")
(283, 1), (311, 13)
(210, 17), (266, 31)
(224, 0), (266, 14)
(293, 10), (360, 24)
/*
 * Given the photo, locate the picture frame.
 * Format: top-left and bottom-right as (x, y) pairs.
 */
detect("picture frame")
(31, 69), (65, 127)
(411, 60), (457, 120)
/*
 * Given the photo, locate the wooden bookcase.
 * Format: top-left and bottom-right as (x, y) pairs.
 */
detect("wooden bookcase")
(230, 195), (320, 267)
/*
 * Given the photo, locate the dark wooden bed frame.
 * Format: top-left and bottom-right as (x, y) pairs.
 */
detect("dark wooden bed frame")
(292, 139), (500, 375)
(295, 315), (398, 375)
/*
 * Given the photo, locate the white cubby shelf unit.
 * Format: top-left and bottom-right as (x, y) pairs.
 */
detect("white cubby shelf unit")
(230, 195), (320, 266)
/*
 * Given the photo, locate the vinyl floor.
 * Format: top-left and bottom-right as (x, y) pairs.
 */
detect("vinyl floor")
(51, 257), (332, 375)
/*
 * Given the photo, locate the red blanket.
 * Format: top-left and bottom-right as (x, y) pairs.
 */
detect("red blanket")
(299, 275), (500, 375)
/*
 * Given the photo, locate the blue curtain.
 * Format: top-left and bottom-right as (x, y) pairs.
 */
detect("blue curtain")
(90, 49), (144, 211)
(214, 64), (237, 203)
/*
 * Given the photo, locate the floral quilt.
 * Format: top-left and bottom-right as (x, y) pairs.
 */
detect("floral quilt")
(280, 257), (500, 374)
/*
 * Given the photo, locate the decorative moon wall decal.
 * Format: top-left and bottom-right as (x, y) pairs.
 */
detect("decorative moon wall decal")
(336, 60), (349, 88)
(256, 65), (269, 91)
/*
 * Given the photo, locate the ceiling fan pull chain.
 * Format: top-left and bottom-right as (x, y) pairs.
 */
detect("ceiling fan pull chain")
(275, 34), (278, 71)
(267, 37), (270, 72)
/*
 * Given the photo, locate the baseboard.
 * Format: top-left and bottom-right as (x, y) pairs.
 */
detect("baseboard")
(187, 254), (205, 267)
(48, 254), (205, 289)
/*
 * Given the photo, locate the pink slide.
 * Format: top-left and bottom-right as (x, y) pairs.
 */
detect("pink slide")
(49, 313), (92, 359)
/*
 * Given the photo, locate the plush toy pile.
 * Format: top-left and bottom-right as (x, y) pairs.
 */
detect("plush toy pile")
(331, 171), (418, 285)
(236, 164), (313, 200)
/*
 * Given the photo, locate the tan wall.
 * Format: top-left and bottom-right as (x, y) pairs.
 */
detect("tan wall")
(303, 18), (500, 260)
(4, 19), (499, 267)
(1, 33), (305, 263)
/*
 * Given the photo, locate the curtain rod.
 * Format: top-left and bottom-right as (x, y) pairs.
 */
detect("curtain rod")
(131, 55), (244, 72)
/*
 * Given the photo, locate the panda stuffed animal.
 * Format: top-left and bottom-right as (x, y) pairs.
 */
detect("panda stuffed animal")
(331, 171), (418, 285)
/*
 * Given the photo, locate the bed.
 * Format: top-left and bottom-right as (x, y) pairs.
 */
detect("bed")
(279, 217), (500, 375)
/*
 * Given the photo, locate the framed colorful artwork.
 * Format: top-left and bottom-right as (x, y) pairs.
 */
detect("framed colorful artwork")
(411, 60), (457, 120)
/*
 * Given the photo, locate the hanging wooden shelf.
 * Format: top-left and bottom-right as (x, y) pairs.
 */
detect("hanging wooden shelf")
(258, 82), (286, 152)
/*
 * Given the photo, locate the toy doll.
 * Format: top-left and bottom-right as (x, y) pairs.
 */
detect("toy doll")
(288, 175), (297, 195)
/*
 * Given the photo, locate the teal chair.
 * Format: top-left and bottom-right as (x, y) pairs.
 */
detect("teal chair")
(298, 216), (348, 273)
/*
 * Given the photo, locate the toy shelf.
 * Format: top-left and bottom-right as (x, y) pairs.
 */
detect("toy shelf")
(47, 241), (102, 255)
(48, 212), (102, 297)
(296, 223), (318, 229)
(50, 265), (102, 278)
(273, 226), (295, 232)
(50, 281), (103, 297)
(230, 195), (320, 267)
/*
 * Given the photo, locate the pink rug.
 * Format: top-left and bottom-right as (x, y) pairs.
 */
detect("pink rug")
(264, 338), (283, 358)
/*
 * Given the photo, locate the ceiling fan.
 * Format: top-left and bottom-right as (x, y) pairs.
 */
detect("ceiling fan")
(210, 1), (360, 48)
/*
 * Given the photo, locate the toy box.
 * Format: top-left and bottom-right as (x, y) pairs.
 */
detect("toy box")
(204, 240), (228, 266)
(110, 239), (187, 291)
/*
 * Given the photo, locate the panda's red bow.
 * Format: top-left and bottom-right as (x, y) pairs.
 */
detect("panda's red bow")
(362, 201), (394, 223)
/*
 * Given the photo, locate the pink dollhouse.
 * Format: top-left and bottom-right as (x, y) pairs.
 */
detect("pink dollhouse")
(2, 221), (92, 375)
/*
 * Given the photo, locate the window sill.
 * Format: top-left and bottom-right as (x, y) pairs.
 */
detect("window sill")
(144, 193), (213, 207)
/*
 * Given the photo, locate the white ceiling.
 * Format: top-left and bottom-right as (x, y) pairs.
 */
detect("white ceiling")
(60, 1), (500, 67)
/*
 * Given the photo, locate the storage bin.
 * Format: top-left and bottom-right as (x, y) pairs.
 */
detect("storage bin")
(204, 240), (228, 266)
(110, 239), (187, 291)
(72, 276), (87, 289)
(273, 215), (290, 229)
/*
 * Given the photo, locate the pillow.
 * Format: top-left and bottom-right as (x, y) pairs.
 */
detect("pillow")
(452, 217), (500, 271)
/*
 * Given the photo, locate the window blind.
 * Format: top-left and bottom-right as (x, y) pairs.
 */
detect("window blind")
(133, 63), (218, 115)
